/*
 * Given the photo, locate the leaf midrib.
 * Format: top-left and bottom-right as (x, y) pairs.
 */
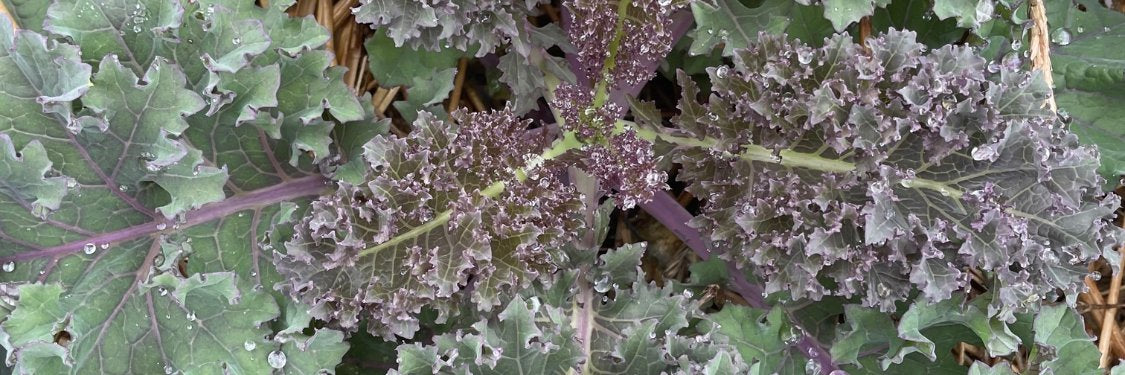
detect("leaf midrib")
(0, 174), (327, 263)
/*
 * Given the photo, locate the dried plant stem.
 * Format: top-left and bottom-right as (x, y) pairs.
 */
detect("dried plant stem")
(1100, 248), (1125, 368)
(1027, 0), (1058, 112)
(859, 16), (872, 48)
(1084, 271), (1125, 360)
(465, 84), (487, 112)
(448, 58), (469, 112)
(333, 0), (358, 23)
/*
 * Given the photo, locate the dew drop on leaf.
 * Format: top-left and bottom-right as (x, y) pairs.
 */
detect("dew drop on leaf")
(83, 243), (96, 255)
(593, 275), (610, 293)
(267, 350), (287, 369)
(156, 223), (167, 230)
(243, 340), (256, 351)
(158, 288), (168, 296)
(164, 365), (174, 374)
(2, 262), (14, 272)
(805, 358), (821, 375)
(1051, 28), (1072, 45)
(186, 311), (196, 321)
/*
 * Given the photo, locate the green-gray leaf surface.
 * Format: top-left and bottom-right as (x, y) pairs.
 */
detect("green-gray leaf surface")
(1046, 0), (1125, 185)
(0, 1), (367, 372)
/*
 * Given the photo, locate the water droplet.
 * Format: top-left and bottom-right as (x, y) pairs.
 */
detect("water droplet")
(1051, 28), (1072, 46)
(1010, 39), (1022, 50)
(682, 289), (693, 299)
(66, 178), (77, 189)
(593, 275), (610, 293)
(118, 185), (129, 192)
(156, 223), (167, 230)
(1076, 26), (1085, 33)
(133, 25), (142, 33)
(797, 50), (813, 65)
(714, 66), (729, 79)
(83, 243), (96, 255)
(186, 311), (196, 321)
(1001, 52), (1021, 69)
(2, 262), (14, 272)
(158, 288), (168, 296)
(805, 358), (822, 375)
(244, 340), (256, 351)
(268, 350), (287, 369)
(164, 365), (175, 374)
(232, 37), (241, 45)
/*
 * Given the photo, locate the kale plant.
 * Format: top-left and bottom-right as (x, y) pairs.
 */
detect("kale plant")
(0, 0), (1120, 374)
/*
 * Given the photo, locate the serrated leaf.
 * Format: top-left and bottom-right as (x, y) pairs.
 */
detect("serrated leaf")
(932, 0), (994, 29)
(392, 68), (456, 122)
(0, 2), (361, 373)
(1033, 305), (1100, 374)
(396, 244), (746, 374)
(822, 0), (880, 31)
(364, 29), (462, 88)
(708, 306), (803, 373)
(871, 0), (967, 47)
(967, 361), (1015, 374)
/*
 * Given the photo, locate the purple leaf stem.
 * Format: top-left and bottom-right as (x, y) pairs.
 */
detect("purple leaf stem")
(0, 175), (328, 263)
(640, 192), (841, 373)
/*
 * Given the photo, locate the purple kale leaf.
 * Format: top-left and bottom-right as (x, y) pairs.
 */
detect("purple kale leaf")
(274, 107), (584, 339)
(630, 30), (1122, 320)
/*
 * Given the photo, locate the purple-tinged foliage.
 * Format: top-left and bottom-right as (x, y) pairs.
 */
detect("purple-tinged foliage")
(565, 0), (683, 88)
(352, 0), (548, 55)
(631, 30), (1121, 320)
(274, 107), (583, 339)
(553, 84), (667, 208)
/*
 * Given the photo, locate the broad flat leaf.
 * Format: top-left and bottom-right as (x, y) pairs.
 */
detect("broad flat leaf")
(1046, 0), (1125, 184)
(0, 1), (363, 373)
(708, 306), (804, 373)
(1, 0), (48, 31)
(822, 0), (882, 31)
(871, 0), (967, 47)
(364, 29), (463, 88)
(1033, 305), (1100, 374)
(690, 0), (833, 55)
(392, 68), (456, 122)
(690, 0), (793, 55)
(967, 362), (1015, 374)
(932, 0), (993, 29)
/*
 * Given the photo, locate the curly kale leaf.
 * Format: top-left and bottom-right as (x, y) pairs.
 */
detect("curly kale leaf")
(0, 0), (366, 372)
(274, 108), (584, 339)
(630, 30), (1121, 321)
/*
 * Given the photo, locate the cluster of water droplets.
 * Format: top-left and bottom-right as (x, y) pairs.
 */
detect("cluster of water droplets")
(127, 3), (149, 34)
